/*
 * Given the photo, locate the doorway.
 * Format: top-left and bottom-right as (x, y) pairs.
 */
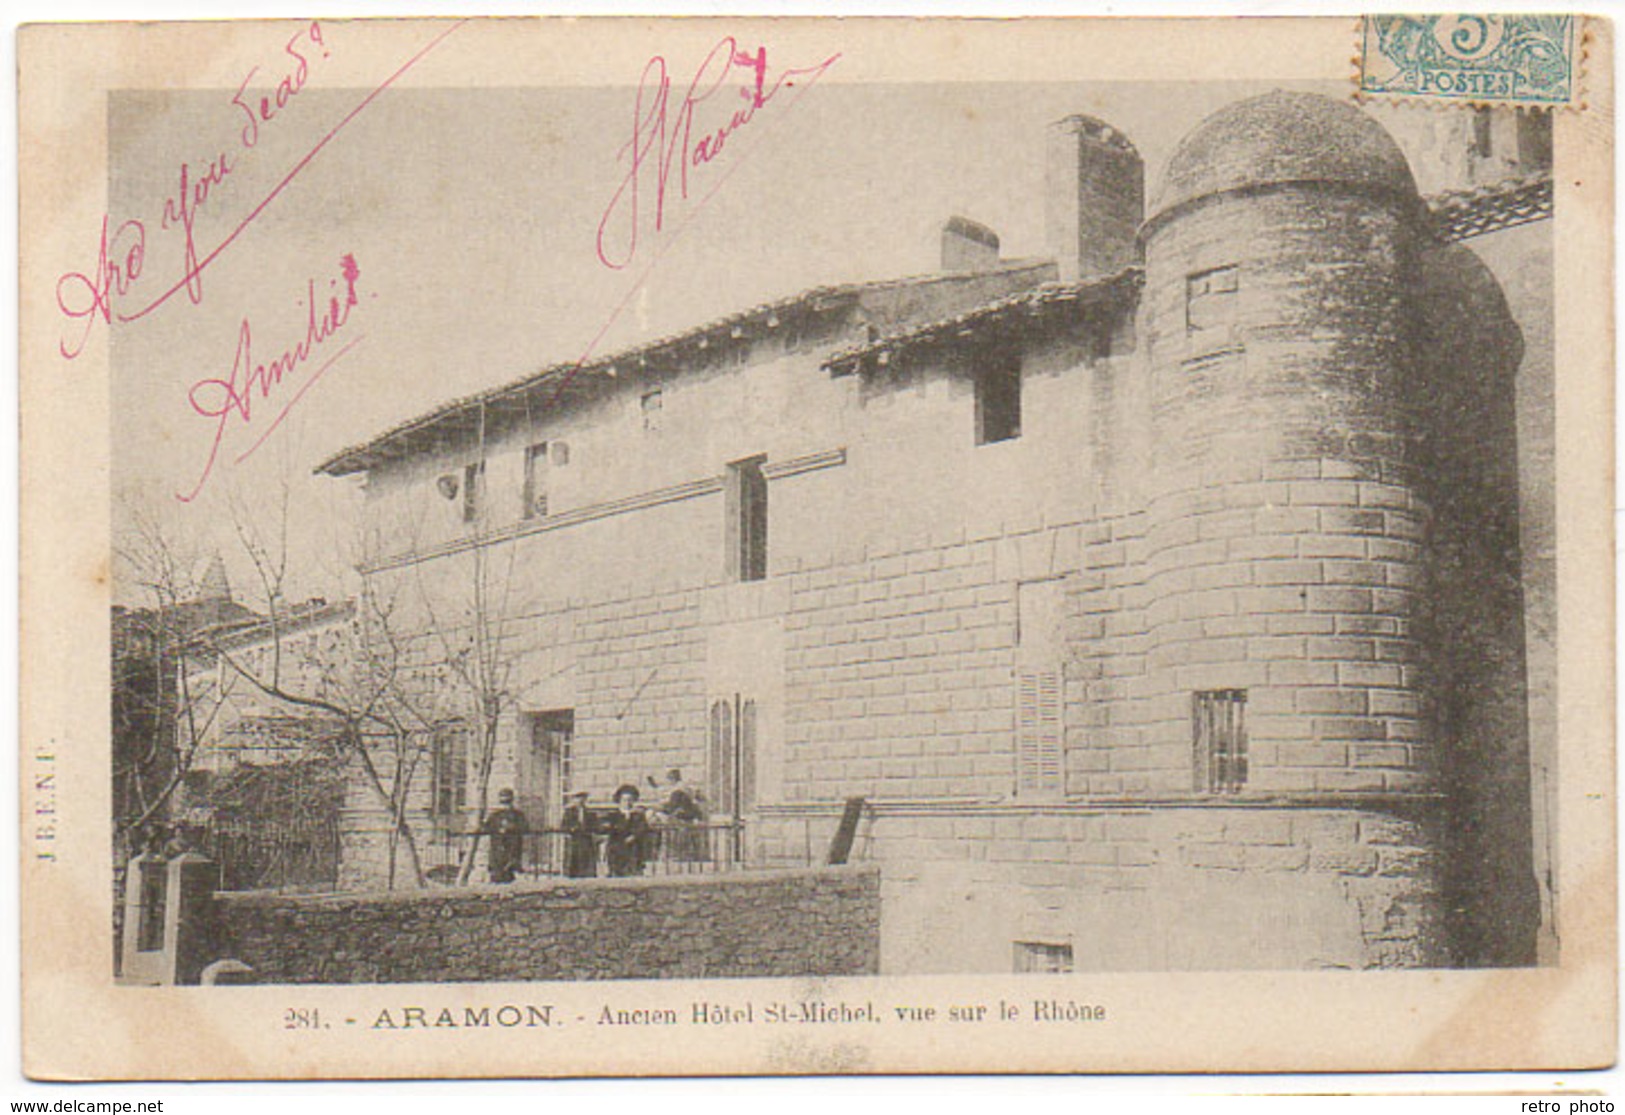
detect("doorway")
(521, 709), (574, 829)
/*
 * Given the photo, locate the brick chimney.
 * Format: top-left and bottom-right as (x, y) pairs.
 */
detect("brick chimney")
(1046, 115), (1145, 282)
(940, 215), (1001, 271)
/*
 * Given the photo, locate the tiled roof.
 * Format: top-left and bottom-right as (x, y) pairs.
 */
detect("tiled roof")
(821, 176), (1553, 371)
(314, 260), (1051, 477)
(1427, 173), (1553, 242)
(820, 268), (1144, 374)
(316, 173), (1549, 478)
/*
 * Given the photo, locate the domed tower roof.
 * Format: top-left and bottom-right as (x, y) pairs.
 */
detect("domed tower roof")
(1146, 91), (1418, 230)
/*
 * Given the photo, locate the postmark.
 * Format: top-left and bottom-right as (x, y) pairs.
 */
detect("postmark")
(1358, 14), (1579, 107)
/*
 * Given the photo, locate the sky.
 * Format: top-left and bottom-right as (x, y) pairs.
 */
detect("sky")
(96, 30), (1361, 604)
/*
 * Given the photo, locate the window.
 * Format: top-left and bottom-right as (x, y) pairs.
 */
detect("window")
(523, 443), (549, 519)
(1015, 579), (1065, 799)
(524, 710), (574, 825)
(725, 456), (768, 582)
(1186, 265), (1239, 334)
(641, 389), (663, 432)
(461, 461), (485, 524)
(1517, 111), (1553, 170)
(709, 693), (759, 843)
(1471, 105), (1494, 158)
(974, 352), (1022, 445)
(431, 725), (469, 817)
(136, 859), (169, 952)
(1016, 671), (1063, 799)
(1193, 689), (1248, 793)
(708, 699), (734, 814)
(1014, 941), (1074, 974)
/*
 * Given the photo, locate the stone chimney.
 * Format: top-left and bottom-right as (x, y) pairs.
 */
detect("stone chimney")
(940, 215), (1001, 271)
(1046, 114), (1145, 282)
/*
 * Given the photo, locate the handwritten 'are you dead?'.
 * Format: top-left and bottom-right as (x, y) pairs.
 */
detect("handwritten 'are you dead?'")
(52, 21), (465, 502)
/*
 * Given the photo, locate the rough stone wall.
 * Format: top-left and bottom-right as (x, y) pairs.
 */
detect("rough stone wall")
(776, 519), (1092, 807)
(1066, 512), (1152, 794)
(571, 585), (711, 792)
(1411, 228), (1543, 965)
(756, 806), (1447, 972)
(1467, 218), (1556, 962)
(1134, 187), (1429, 796)
(214, 866), (880, 984)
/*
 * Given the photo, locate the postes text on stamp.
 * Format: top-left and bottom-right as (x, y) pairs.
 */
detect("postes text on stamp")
(1359, 15), (1578, 107)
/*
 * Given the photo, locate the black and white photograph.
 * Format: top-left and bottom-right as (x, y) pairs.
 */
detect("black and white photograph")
(18, 14), (1614, 1079)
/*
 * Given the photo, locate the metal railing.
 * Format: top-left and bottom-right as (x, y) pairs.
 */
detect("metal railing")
(196, 816), (342, 892)
(442, 819), (746, 882)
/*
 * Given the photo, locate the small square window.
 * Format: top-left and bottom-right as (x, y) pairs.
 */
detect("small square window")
(975, 352), (1022, 445)
(523, 443), (549, 519)
(641, 389), (663, 433)
(1014, 941), (1073, 974)
(1193, 688), (1248, 793)
(461, 461), (485, 524)
(1186, 265), (1239, 334)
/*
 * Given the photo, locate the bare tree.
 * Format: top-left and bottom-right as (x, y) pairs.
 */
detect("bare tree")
(112, 501), (233, 853)
(412, 536), (531, 886)
(208, 477), (462, 890)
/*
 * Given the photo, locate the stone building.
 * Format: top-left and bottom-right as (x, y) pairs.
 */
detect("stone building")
(316, 91), (1554, 972)
(170, 597), (358, 892)
(178, 598), (358, 778)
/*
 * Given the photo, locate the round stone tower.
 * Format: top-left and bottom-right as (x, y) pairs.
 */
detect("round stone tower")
(1136, 92), (1448, 963)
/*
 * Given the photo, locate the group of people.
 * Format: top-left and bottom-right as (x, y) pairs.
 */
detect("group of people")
(478, 768), (708, 884)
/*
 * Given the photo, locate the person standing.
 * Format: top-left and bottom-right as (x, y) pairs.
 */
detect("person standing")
(603, 784), (650, 877)
(651, 768), (706, 867)
(480, 788), (528, 884)
(560, 789), (598, 879)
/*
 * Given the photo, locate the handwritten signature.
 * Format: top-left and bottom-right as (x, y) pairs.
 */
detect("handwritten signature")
(178, 254), (364, 503)
(595, 37), (841, 271)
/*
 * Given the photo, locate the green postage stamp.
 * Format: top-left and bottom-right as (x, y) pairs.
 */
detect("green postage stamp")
(1360, 15), (1579, 107)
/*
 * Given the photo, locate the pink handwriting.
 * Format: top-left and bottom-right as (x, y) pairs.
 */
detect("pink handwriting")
(595, 37), (841, 271)
(54, 21), (465, 360)
(159, 16), (329, 312)
(54, 215), (146, 359)
(161, 152), (235, 309)
(232, 21), (328, 150)
(178, 254), (363, 503)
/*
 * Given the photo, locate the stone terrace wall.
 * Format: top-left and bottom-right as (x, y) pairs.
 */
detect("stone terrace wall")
(756, 804), (1447, 972)
(213, 865), (879, 984)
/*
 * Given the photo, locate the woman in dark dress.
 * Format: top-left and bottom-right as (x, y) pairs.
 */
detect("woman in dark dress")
(603, 784), (650, 877)
(560, 789), (598, 878)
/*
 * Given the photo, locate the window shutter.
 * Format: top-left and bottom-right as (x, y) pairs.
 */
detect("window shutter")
(1016, 669), (1063, 798)
(1192, 689), (1248, 793)
(739, 699), (758, 812)
(708, 699), (734, 815)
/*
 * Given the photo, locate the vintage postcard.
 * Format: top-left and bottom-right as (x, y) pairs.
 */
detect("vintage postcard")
(17, 14), (1616, 1079)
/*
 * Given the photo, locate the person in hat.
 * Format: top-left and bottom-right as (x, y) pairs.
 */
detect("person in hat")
(603, 783), (650, 877)
(560, 789), (598, 879)
(650, 767), (706, 868)
(479, 788), (528, 884)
